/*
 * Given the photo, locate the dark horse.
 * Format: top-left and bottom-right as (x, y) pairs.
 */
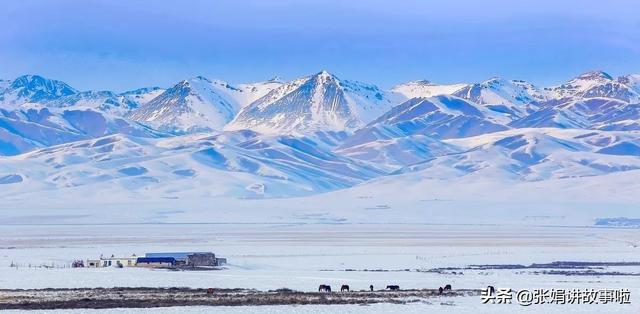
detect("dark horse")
(386, 285), (400, 291)
(438, 287), (444, 294)
(341, 285), (350, 292)
(318, 284), (332, 292)
(370, 285), (374, 292)
(444, 284), (452, 290)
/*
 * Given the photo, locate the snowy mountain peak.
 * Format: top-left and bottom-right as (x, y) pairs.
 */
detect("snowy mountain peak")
(181, 76), (238, 92)
(9, 75), (77, 94)
(127, 77), (239, 133)
(390, 80), (468, 99)
(309, 70), (340, 86)
(168, 79), (194, 94)
(176, 76), (209, 89)
(184, 76), (235, 93)
(0, 75), (78, 107)
(482, 76), (505, 84)
(120, 87), (165, 109)
(549, 71), (639, 102)
(227, 70), (359, 134)
(575, 70), (613, 81)
(451, 78), (547, 120)
(316, 70), (333, 78)
(560, 71), (615, 90)
(227, 71), (397, 134)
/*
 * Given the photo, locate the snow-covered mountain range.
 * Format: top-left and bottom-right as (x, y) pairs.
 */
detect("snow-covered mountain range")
(2, 70), (640, 200)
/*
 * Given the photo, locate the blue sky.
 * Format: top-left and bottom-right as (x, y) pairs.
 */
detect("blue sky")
(1, 0), (639, 91)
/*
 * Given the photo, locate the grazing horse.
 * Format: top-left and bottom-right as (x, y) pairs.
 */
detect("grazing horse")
(386, 285), (400, 291)
(318, 284), (332, 292)
(438, 287), (443, 294)
(341, 285), (350, 292)
(444, 284), (452, 290)
(370, 285), (374, 292)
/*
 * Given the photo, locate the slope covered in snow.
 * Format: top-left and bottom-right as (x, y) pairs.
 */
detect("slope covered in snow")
(335, 134), (459, 168)
(227, 71), (396, 134)
(121, 87), (165, 108)
(127, 76), (284, 134)
(40, 90), (140, 115)
(340, 78), (401, 123)
(2, 128), (639, 214)
(617, 74), (640, 94)
(127, 77), (241, 133)
(391, 71), (640, 129)
(343, 95), (509, 147)
(0, 131), (384, 199)
(511, 98), (640, 131)
(391, 77), (550, 122)
(0, 75), (78, 109)
(0, 107), (161, 156)
(398, 128), (640, 181)
(546, 71), (640, 103)
(391, 80), (468, 99)
(233, 78), (284, 107)
(453, 77), (548, 120)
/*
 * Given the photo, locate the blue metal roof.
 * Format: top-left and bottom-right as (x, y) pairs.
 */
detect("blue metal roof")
(145, 252), (212, 260)
(136, 257), (176, 264)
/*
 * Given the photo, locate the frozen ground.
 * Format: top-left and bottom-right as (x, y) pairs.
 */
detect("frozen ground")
(3, 300), (637, 314)
(0, 223), (639, 312)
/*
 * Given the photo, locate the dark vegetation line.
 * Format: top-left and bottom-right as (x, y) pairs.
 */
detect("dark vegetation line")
(0, 287), (480, 310)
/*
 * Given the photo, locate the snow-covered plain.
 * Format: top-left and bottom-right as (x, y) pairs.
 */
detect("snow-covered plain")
(1, 223), (639, 313)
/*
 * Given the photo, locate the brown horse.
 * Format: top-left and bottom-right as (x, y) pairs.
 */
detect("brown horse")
(386, 285), (400, 291)
(340, 285), (349, 292)
(444, 284), (452, 290)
